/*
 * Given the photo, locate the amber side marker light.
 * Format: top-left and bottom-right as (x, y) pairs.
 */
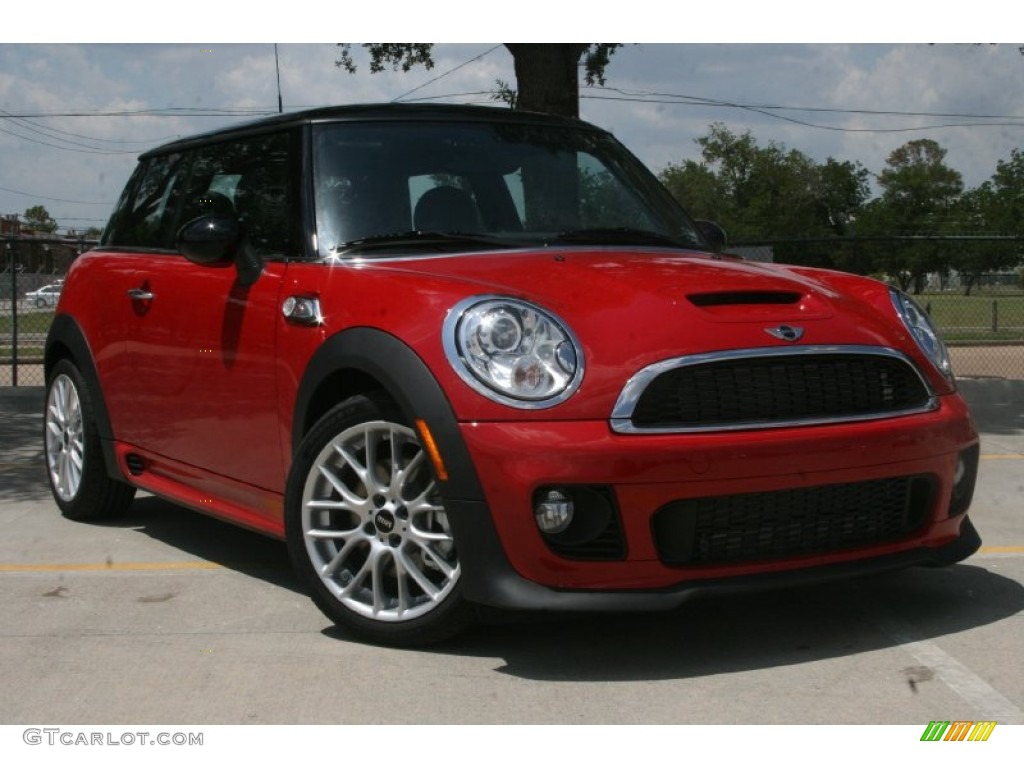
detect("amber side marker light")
(415, 418), (449, 482)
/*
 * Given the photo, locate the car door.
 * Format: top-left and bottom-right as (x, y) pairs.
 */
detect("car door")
(109, 131), (297, 503)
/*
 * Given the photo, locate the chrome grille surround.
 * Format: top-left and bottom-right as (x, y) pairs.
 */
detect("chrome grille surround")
(610, 346), (938, 434)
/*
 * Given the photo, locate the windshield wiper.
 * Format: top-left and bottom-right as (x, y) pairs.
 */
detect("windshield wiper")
(553, 227), (701, 249)
(332, 230), (517, 255)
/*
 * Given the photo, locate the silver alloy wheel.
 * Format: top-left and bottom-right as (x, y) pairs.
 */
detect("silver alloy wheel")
(300, 419), (460, 622)
(45, 373), (84, 502)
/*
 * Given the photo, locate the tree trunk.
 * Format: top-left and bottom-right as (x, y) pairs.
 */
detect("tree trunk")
(505, 44), (589, 118)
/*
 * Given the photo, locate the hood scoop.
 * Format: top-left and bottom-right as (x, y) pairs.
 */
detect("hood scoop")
(686, 289), (832, 322)
(688, 291), (802, 307)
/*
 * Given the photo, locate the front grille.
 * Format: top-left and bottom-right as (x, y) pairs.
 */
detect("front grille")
(652, 475), (935, 566)
(628, 351), (932, 430)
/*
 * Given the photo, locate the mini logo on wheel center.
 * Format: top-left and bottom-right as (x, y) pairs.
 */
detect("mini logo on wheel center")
(374, 511), (395, 533)
(765, 325), (805, 342)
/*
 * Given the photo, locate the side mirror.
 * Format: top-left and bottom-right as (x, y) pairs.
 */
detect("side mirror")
(176, 215), (262, 287)
(176, 216), (241, 266)
(695, 220), (727, 253)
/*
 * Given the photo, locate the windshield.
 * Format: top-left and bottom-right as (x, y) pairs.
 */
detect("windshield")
(312, 119), (705, 257)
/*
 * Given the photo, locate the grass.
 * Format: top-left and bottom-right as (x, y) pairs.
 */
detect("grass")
(919, 293), (1024, 343)
(0, 310), (54, 335)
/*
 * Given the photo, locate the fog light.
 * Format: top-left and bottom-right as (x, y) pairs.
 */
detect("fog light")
(535, 489), (573, 534)
(949, 444), (979, 518)
(954, 456), (966, 486)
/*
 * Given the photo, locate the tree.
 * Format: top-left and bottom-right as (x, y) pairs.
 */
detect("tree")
(947, 149), (1024, 294)
(23, 205), (57, 234)
(865, 139), (964, 293)
(336, 44), (621, 118)
(984, 148), (1024, 236)
(658, 124), (869, 268)
(949, 188), (1008, 295)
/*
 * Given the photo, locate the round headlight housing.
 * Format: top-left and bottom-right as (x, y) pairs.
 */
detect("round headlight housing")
(890, 289), (953, 380)
(443, 296), (584, 408)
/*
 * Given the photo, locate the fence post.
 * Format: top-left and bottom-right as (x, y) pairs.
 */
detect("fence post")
(991, 300), (998, 334)
(7, 240), (16, 387)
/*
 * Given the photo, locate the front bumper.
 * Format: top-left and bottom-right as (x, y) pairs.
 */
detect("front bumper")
(451, 393), (979, 609)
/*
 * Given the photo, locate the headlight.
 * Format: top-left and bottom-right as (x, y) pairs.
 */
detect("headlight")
(443, 296), (584, 408)
(890, 289), (953, 380)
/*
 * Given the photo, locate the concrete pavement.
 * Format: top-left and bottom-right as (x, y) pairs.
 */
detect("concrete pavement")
(1, 386), (1021, 725)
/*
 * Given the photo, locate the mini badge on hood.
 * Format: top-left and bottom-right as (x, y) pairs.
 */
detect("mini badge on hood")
(765, 325), (805, 342)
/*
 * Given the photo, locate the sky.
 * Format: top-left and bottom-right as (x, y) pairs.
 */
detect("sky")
(2, 6), (1023, 235)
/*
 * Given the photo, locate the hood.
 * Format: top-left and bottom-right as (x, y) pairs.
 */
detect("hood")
(349, 247), (923, 416)
(364, 246), (900, 350)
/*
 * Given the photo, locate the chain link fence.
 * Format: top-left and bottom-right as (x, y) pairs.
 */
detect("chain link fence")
(1, 237), (88, 387)
(3, 235), (1023, 387)
(731, 236), (1024, 382)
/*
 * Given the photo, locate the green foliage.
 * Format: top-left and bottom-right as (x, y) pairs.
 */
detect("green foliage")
(23, 205), (57, 233)
(579, 44), (622, 86)
(658, 124), (869, 268)
(984, 148), (1024, 236)
(659, 127), (1024, 290)
(335, 44), (435, 74)
(861, 139), (965, 292)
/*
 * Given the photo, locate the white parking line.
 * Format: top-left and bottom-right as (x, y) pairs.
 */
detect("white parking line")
(868, 605), (1023, 723)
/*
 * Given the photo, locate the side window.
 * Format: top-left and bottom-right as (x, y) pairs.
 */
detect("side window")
(182, 132), (296, 256)
(103, 152), (190, 249)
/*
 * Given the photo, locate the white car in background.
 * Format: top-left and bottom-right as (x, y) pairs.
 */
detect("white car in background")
(24, 283), (62, 308)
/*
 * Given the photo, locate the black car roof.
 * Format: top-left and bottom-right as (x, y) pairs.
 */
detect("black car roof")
(140, 103), (607, 159)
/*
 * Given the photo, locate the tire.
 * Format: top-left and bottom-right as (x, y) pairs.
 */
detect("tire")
(44, 359), (136, 521)
(285, 394), (474, 645)
(35, 297), (46, 308)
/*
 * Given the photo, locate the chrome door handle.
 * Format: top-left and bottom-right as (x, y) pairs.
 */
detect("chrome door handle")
(127, 288), (154, 301)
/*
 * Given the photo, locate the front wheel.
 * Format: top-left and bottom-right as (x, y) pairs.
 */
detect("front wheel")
(285, 394), (474, 645)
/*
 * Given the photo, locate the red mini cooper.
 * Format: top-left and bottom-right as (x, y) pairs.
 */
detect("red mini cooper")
(45, 104), (980, 645)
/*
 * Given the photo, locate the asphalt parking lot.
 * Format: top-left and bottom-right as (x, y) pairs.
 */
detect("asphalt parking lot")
(1, 386), (1021, 726)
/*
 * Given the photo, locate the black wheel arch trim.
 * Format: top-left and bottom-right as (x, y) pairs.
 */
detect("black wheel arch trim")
(291, 327), (522, 605)
(291, 327), (488, 505)
(44, 314), (128, 484)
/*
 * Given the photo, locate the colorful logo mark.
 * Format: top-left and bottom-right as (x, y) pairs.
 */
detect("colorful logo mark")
(920, 721), (997, 742)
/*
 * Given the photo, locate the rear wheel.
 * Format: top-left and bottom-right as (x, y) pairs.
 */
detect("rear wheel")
(44, 359), (136, 520)
(285, 394), (473, 645)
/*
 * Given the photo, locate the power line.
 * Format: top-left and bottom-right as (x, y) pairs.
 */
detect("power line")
(0, 107), (275, 118)
(0, 124), (135, 155)
(392, 45), (503, 102)
(0, 111), (178, 145)
(581, 87), (1024, 134)
(588, 86), (1024, 121)
(0, 184), (113, 205)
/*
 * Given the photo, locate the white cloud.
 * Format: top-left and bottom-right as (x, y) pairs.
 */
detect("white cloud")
(2, 43), (1023, 231)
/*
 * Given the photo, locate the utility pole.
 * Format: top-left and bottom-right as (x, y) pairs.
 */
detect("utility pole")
(275, 44), (283, 114)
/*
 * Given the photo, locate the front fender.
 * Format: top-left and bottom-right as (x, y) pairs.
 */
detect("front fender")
(291, 328), (528, 605)
(291, 327), (484, 502)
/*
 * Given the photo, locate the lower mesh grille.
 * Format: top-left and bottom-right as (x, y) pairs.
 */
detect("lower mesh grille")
(652, 475), (935, 566)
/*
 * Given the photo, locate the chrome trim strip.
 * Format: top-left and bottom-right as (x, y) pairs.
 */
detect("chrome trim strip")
(610, 345), (939, 434)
